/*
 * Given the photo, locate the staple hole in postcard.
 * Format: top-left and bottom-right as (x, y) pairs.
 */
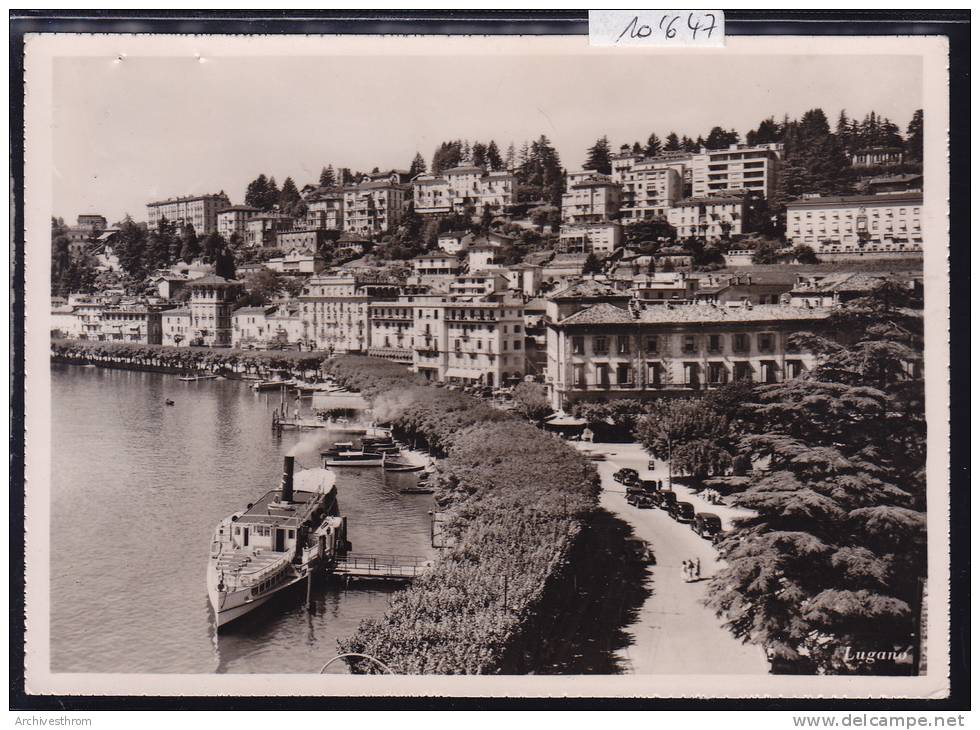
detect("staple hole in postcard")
(589, 10), (725, 47)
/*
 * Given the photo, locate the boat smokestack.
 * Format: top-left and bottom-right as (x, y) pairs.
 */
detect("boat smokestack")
(282, 455), (295, 503)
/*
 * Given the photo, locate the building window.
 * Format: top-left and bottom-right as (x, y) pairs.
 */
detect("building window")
(683, 362), (700, 388)
(617, 335), (630, 354)
(593, 336), (609, 354)
(758, 333), (775, 353)
(761, 360), (779, 384)
(645, 335), (659, 354)
(707, 334), (722, 353)
(572, 336), (585, 355)
(732, 333), (750, 353)
(646, 361), (662, 387)
(616, 364), (632, 386)
(786, 359), (804, 379)
(573, 364), (586, 388)
(733, 361), (753, 382)
(708, 362), (728, 385)
(596, 364), (610, 387)
(682, 335), (697, 354)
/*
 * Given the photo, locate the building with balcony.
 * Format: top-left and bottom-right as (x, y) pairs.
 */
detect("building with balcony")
(616, 160), (682, 221)
(187, 275), (242, 347)
(146, 192), (231, 234)
(99, 304), (164, 345)
(666, 193), (748, 242)
(343, 177), (408, 236)
(304, 188), (345, 230)
(244, 213), (294, 248)
(558, 221), (623, 254)
(275, 228), (334, 252)
(788, 272), (921, 308)
(161, 308), (192, 347)
(545, 300), (832, 410)
(690, 143), (782, 200)
(437, 229), (473, 254)
(693, 271), (795, 306)
(412, 165), (516, 215)
(265, 248), (326, 275)
(561, 171), (622, 224)
(410, 251), (462, 287)
(367, 301), (415, 364)
(297, 273), (401, 353)
(850, 147), (904, 167)
(217, 205), (261, 241)
(406, 291), (526, 387)
(785, 192), (923, 255)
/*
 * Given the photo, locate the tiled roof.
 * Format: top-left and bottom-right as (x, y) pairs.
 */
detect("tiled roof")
(787, 192), (922, 208)
(558, 302), (834, 326)
(163, 308), (191, 316)
(444, 165), (485, 174)
(188, 274), (238, 287)
(546, 279), (629, 300)
(438, 229), (471, 238)
(790, 272), (892, 294)
(217, 205), (261, 213)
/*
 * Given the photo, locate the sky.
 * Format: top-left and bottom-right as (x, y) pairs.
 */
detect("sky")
(51, 52), (923, 225)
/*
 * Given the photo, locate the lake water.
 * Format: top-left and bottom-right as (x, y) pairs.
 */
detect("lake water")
(49, 364), (435, 674)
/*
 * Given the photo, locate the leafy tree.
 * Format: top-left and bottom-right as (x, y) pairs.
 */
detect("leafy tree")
(145, 229), (171, 272)
(644, 133), (663, 156)
(511, 382), (552, 422)
(792, 245), (819, 264)
(752, 240), (783, 264)
(705, 126), (740, 149)
(582, 253), (603, 275)
(905, 109), (923, 163)
(201, 231), (226, 262)
(572, 399), (650, 441)
(50, 217), (71, 293)
(635, 399), (732, 484)
(431, 140), (463, 174)
(178, 223), (200, 264)
(486, 140), (503, 171)
(681, 135), (699, 152)
(408, 152), (427, 177)
(516, 135), (564, 206)
(746, 117), (783, 146)
(319, 165), (336, 187)
(583, 135), (613, 175)
(245, 174), (271, 210)
(114, 216), (150, 280)
(214, 245), (236, 280)
(707, 291), (925, 674)
(664, 132), (681, 151)
(623, 219), (677, 250)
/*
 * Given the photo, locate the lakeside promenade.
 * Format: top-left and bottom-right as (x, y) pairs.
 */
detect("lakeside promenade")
(575, 441), (770, 675)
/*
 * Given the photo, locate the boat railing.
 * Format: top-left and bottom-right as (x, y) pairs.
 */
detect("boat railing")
(336, 553), (429, 569)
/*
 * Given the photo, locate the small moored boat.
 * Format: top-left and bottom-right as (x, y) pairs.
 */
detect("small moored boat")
(321, 449), (385, 468)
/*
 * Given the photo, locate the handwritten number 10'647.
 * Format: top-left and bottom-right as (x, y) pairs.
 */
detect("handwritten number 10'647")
(616, 13), (718, 43)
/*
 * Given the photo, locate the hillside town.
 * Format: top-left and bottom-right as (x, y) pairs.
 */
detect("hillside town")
(51, 109), (925, 411)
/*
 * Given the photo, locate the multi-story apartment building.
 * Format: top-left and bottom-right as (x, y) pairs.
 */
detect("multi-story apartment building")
(850, 146), (904, 167)
(448, 272), (509, 297)
(68, 294), (108, 339)
(161, 308), (192, 347)
(412, 165), (516, 215)
(217, 205), (261, 241)
(410, 252), (462, 287)
(562, 171), (622, 224)
(99, 304), (164, 344)
(558, 222), (623, 254)
(408, 291), (526, 387)
(343, 177), (408, 236)
(244, 213), (294, 248)
(304, 189), (345, 230)
(618, 161), (682, 221)
(146, 192), (231, 234)
(784, 192), (923, 254)
(367, 301), (415, 365)
(690, 143), (782, 200)
(297, 273), (401, 353)
(545, 301), (832, 410)
(187, 275), (242, 347)
(667, 193), (748, 242)
(232, 306), (276, 348)
(275, 228), (333, 252)
(76, 214), (108, 231)
(789, 272), (920, 308)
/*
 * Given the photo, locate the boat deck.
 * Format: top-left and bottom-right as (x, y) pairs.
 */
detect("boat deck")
(237, 488), (323, 527)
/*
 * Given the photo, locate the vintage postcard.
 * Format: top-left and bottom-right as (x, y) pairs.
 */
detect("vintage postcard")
(19, 31), (952, 699)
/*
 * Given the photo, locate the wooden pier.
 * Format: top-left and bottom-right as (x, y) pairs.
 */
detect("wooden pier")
(331, 553), (430, 582)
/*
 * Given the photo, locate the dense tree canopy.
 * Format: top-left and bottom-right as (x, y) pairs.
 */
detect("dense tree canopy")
(583, 135), (613, 175)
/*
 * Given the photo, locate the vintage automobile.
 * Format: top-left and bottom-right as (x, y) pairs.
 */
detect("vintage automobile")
(669, 500), (696, 523)
(691, 512), (723, 539)
(639, 478), (659, 493)
(652, 490), (677, 510)
(627, 490), (655, 508)
(613, 468), (640, 486)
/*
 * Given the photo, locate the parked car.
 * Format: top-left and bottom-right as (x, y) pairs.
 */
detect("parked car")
(585, 451), (607, 461)
(692, 512), (723, 539)
(647, 459), (657, 470)
(639, 478), (659, 493)
(625, 537), (656, 564)
(669, 501), (696, 523)
(653, 490), (677, 510)
(613, 468), (640, 486)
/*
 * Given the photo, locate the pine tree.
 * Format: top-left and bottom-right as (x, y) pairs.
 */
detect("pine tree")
(707, 287), (925, 675)
(471, 142), (488, 169)
(505, 142), (516, 170)
(114, 216), (149, 280)
(664, 132), (681, 152)
(408, 152), (427, 177)
(461, 139), (471, 162)
(279, 176), (302, 216)
(319, 165), (336, 187)
(202, 231), (225, 262)
(486, 140), (503, 171)
(178, 223), (200, 264)
(905, 110), (923, 163)
(835, 110), (851, 150)
(644, 133), (663, 156)
(631, 141), (643, 154)
(583, 135), (612, 175)
(245, 174), (270, 209)
(266, 177), (280, 210)
(582, 252), (603, 275)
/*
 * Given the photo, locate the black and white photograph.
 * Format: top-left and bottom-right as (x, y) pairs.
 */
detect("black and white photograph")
(16, 23), (958, 704)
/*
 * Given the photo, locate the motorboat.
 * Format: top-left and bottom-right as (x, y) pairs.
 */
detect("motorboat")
(206, 456), (350, 629)
(383, 461), (424, 473)
(321, 449), (385, 468)
(252, 379), (297, 392)
(179, 373), (218, 381)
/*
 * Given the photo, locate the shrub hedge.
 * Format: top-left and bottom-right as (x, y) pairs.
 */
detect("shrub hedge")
(327, 355), (600, 674)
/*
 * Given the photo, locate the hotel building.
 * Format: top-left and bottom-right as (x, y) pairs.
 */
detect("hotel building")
(784, 192), (923, 254)
(666, 193), (748, 242)
(690, 143), (782, 200)
(187, 275), (242, 347)
(343, 177), (409, 236)
(217, 205), (261, 240)
(146, 193), (231, 234)
(412, 165), (516, 216)
(297, 273), (401, 353)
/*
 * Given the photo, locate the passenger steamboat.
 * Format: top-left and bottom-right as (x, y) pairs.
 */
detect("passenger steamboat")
(206, 455), (351, 629)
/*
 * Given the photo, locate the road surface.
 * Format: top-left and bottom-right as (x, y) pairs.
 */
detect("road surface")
(577, 441), (770, 675)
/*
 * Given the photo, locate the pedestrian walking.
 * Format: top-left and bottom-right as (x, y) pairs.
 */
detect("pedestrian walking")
(680, 560), (690, 582)
(695, 558), (702, 580)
